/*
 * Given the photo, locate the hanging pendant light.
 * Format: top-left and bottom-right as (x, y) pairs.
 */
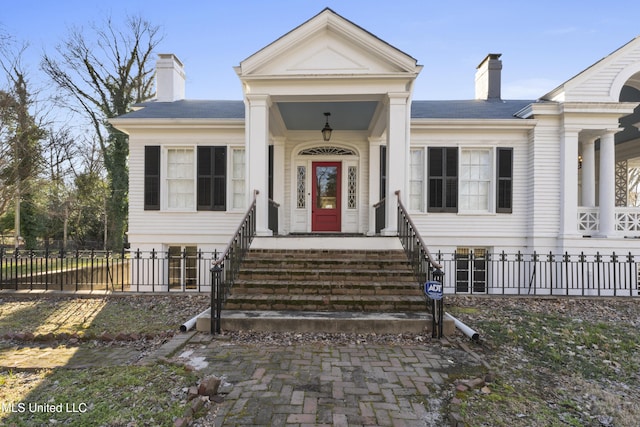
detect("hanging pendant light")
(321, 112), (333, 141)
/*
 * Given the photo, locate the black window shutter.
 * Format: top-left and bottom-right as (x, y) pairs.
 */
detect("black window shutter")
(496, 148), (513, 213)
(144, 146), (160, 210)
(197, 146), (226, 211)
(212, 147), (226, 210)
(379, 145), (387, 201)
(197, 146), (212, 210)
(428, 147), (458, 212)
(268, 145), (274, 200)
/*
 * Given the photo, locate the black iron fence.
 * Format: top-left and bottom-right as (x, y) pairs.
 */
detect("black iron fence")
(436, 249), (640, 297)
(0, 248), (130, 292)
(2, 247), (639, 297)
(0, 247), (217, 293)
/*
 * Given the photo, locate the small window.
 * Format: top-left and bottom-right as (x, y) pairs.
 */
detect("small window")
(409, 148), (424, 211)
(232, 148), (245, 209)
(168, 246), (198, 291)
(455, 248), (487, 293)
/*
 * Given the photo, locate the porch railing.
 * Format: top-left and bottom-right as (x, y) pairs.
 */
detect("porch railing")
(578, 206), (640, 236)
(395, 190), (442, 284)
(210, 190), (259, 333)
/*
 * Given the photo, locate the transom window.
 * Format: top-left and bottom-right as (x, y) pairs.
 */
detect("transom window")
(299, 146), (356, 156)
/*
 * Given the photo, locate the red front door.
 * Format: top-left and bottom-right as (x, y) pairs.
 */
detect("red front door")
(312, 162), (341, 232)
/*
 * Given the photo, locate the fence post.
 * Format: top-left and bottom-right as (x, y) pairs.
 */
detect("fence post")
(612, 252), (618, 297)
(211, 264), (223, 334)
(579, 252), (586, 296)
(426, 268), (444, 339)
(627, 252), (635, 297)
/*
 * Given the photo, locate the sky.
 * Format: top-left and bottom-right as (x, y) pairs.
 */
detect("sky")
(2, 0), (640, 102)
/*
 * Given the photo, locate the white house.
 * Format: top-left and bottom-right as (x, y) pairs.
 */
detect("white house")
(110, 8), (640, 293)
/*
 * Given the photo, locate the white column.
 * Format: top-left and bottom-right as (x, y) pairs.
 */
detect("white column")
(560, 129), (580, 238)
(581, 137), (596, 207)
(383, 92), (410, 236)
(245, 94), (272, 236)
(597, 130), (617, 237)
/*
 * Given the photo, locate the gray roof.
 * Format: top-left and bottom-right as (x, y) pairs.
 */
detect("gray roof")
(118, 99), (536, 121)
(120, 100), (245, 119)
(411, 100), (535, 119)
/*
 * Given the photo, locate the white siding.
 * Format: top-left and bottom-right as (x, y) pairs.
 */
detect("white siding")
(127, 127), (245, 251)
(566, 41), (640, 102)
(408, 125), (532, 252)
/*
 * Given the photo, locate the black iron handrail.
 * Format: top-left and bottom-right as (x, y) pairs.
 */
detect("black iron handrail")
(395, 190), (445, 337)
(395, 190), (442, 283)
(373, 198), (386, 234)
(210, 190), (259, 333)
(268, 198), (279, 235)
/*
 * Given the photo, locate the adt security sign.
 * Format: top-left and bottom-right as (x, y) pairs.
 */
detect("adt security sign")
(424, 281), (443, 300)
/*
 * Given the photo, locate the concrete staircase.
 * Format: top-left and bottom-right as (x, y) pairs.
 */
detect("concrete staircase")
(210, 237), (451, 334)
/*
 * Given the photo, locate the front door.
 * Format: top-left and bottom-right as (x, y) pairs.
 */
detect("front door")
(312, 162), (341, 232)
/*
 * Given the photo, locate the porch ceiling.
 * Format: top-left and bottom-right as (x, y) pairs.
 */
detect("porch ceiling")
(276, 101), (378, 131)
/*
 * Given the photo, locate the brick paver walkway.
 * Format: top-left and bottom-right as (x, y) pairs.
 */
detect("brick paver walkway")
(178, 335), (481, 427)
(1, 329), (484, 426)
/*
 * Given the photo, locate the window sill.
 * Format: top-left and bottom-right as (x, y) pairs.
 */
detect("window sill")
(457, 211), (496, 216)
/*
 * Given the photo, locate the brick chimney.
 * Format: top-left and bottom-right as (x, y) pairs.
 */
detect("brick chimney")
(475, 53), (502, 100)
(156, 54), (185, 102)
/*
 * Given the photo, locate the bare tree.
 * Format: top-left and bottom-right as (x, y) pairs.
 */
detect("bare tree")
(0, 39), (47, 248)
(42, 15), (161, 249)
(0, 89), (17, 218)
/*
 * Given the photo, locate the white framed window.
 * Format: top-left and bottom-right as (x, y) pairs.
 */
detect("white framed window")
(460, 149), (492, 212)
(296, 165), (306, 209)
(409, 148), (424, 211)
(165, 148), (195, 210)
(347, 166), (357, 209)
(168, 245), (198, 291)
(231, 148), (246, 209)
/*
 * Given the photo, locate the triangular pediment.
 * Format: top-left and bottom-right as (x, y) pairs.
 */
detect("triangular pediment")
(237, 8), (420, 78)
(289, 44), (368, 73)
(543, 35), (640, 102)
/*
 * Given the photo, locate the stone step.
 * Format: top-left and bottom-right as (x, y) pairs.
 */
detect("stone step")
(240, 259), (412, 270)
(231, 280), (422, 295)
(237, 267), (416, 282)
(229, 244), (422, 314)
(224, 294), (428, 312)
(245, 249), (409, 259)
(196, 310), (456, 335)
